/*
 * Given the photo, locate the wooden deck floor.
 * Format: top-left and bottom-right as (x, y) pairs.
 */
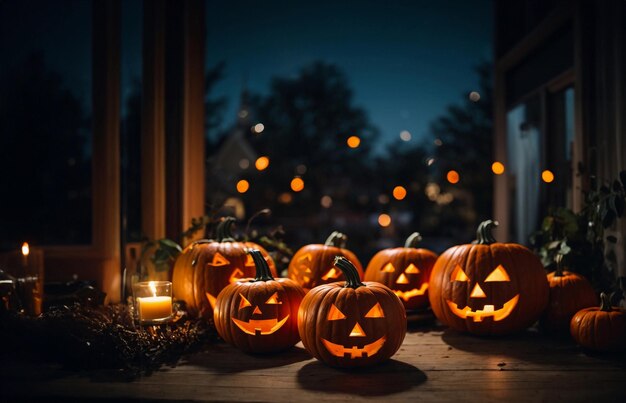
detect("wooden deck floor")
(2, 321), (626, 402)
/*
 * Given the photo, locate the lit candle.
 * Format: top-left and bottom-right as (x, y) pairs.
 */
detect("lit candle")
(21, 242), (29, 267)
(135, 281), (172, 322)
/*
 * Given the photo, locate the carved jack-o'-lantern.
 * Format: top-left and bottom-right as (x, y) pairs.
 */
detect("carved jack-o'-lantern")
(172, 217), (277, 320)
(429, 220), (549, 335)
(288, 231), (363, 291)
(364, 232), (438, 311)
(214, 250), (305, 353)
(298, 256), (406, 368)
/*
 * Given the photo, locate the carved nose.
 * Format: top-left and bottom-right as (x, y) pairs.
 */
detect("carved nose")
(471, 283), (486, 298)
(350, 322), (366, 337)
(253, 306), (262, 315)
(396, 273), (409, 284)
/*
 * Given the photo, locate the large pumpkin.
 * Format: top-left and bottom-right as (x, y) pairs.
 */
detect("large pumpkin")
(288, 231), (363, 291)
(172, 217), (277, 320)
(428, 220), (549, 335)
(364, 232), (437, 311)
(298, 256), (406, 368)
(570, 292), (626, 352)
(214, 250), (305, 353)
(540, 254), (597, 334)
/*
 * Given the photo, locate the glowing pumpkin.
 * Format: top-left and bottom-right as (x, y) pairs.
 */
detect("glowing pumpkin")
(288, 231), (363, 291)
(364, 232), (437, 311)
(214, 250), (305, 353)
(541, 254), (597, 334)
(429, 220), (549, 335)
(172, 217), (277, 320)
(570, 292), (626, 352)
(298, 256), (406, 368)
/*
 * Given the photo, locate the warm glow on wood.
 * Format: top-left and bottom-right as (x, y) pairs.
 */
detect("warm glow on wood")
(446, 170), (460, 184)
(236, 179), (250, 193)
(392, 186), (407, 200)
(347, 136), (361, 148)
(491, 161), (505, 175)
(542, 170), (554, 183)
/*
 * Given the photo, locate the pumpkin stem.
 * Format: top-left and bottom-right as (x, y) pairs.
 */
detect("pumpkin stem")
(554, 254), (565, 277)
(217, 217), (236, 242)
(404, 232), (423, 248)
(599, 292), (612, 312)
(474, 220), (499, 245)
(324, 231), (347, 248)
(248, 249), (275, 282)
(333, 256), (364, 289)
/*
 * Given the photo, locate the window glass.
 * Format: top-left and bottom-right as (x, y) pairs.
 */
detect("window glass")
(0, 0), (93, 247)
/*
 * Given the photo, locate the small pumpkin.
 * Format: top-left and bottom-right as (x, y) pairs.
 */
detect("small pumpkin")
(428, 220), (549, 335)
(570, 292), (626, 352)
(540, 254), (597, 334)
(298, 256), (406, 368)
(214, 250), (305, 353)
(364, 232), (437, 311)
(288, 231), (363, 291)
(172, 217), (277, 320)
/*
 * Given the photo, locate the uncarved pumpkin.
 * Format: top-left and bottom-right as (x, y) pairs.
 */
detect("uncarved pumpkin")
(214, 250), (305, 353)
(298, 256), (406, 368)
(364, 232), (437, 311)
(570, 292), (626, 352)
(172, 217), (277, 320)
(288, 231), (363, 291)
(428, 220), (549, 335)
(540, 254), (597, 334)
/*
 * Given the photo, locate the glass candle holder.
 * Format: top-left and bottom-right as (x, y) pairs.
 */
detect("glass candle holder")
(132, 281), (173, 325)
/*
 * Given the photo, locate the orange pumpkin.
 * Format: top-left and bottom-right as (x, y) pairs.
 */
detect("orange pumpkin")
(298, 256), (406, 368)
(288, 231), (363, 291)
(172, 217), (277, 320)
(570, 292), (626, 352)
(364, 232), (437, 311)
(214, 250), (305, 353)
(540, 254), (597, 334)
(429, 220), (549, 335)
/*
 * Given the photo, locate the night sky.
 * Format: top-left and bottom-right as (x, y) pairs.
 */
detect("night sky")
(206, 0), (493, 148)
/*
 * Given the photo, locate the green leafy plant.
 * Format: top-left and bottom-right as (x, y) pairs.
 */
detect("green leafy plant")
(530, 170), (626, 293)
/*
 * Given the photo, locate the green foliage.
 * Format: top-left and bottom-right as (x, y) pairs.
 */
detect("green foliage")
(531, 170), (626, 292)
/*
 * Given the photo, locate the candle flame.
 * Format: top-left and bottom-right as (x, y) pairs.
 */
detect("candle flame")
(149, 281), (157, 297)
(21, 242), (30, 257)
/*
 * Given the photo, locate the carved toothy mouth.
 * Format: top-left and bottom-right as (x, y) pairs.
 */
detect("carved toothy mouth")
(446, 294), (519, 322)
(321, 336), (386, 359)
(394, 283), (428, 301)
(231, 316), (290, 335)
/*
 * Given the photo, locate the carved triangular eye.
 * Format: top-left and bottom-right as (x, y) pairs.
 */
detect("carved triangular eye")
(244, 254), (255, 267)
(298, 253), (312, 263)
(451, 264), (469, 282)
(265, 292), (282, 304)
(239, 293), (252, 309)
(229, 268), (244, 283)
(405, 263), (420, 274)
(381, 263), (395, 273)
(327, 304), (346, 320)
(485, 265), (510, 282)
(211, 252), (230, 266)
(365, 302), (385, 318)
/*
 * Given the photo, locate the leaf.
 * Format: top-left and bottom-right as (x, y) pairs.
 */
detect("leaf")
(559, 242), (572, 255)
(602, 208), (616, 228)
(158, 238), (183, 252)
(547, 241), (561, 251)
(541, 216), (554, 232)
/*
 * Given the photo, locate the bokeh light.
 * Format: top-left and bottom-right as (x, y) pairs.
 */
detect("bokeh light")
(252, 123), (265, 133)
(492, 161), (505, 175)
(278, 192), (293, 204)
(238, 159), (250, 169)
(447, 170), (460, 184)
(392, 186), (407, 200)
(320, 195), (333, 208)
(400, 130), (411, 141)
(378, 214), (392, 227)
(255, 156), (270, 171)
(291, 177), (305, 192)
(542, 170), (555, 183)
(236, 179), (249, 193)
(469, 91), (481, 102)
(347, 136), (361, 148)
